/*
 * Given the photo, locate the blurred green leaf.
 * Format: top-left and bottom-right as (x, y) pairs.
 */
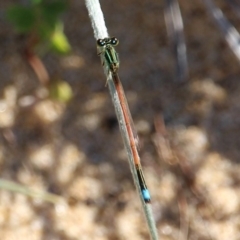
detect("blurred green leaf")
(41, 1), (67, 26)
(6, 0), (71, 56)
(31, 0), (42, 5)
(49, 80), (73, 103)
(50, 22), (71, 54)
(6, 6), (35, 33)
(37, 1), (67, 40)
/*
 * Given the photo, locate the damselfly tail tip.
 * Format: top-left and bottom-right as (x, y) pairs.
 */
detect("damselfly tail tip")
(142, 189), (151, 203)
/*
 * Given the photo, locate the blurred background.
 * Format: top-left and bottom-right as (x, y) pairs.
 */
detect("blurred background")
(1, 0), (240, 239)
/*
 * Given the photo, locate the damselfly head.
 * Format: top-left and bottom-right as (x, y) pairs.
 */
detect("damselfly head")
(97, 37), (119, 47)
(97, 37), (120, 73)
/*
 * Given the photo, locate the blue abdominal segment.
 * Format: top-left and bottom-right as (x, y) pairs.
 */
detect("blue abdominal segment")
(136, 165), (151, 203)
(142, 189), (151, 203)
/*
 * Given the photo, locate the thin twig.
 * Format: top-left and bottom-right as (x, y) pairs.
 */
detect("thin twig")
(203, 0), (240, 62)
(227, 0), (240, 17)
(85, 0), (159, 239)
(0, 178), (63, 204)
(164, 0), (188, 82)
(178, 194), (189, 240)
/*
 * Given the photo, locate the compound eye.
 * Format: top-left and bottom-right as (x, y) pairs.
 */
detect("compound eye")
(111, 37), (119, 46)
(97, 39), (105, 46)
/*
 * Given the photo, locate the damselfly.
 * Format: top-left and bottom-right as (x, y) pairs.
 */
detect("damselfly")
(97, 37), (151, 203)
